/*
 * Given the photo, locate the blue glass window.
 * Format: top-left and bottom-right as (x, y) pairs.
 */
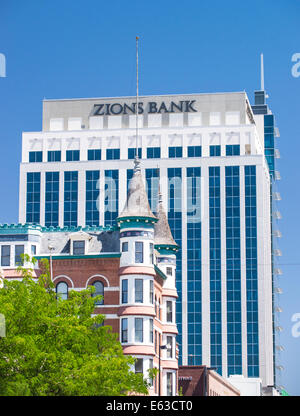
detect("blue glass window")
(135, 242), (144, 264)
(64, 171), (78, 227)
(106, 148), (120, 160)
(187, 146), (201, 157)
(15, 245), (24, 266)
(1, 245), (10, 267)
(122, 279), (128, 304)
(56, 282), (68, 300)
(29, 151), (42, 163)
(226, 166), (242, 376)
(45, 172), (59, 227)
(245, 165), (259, 377)
(26, 172), (40, 224)
(187, 167), (202, 365)
(88, 149), (101, 161)
(93, 281), (104, 306)
(121, 318), (128, 342)
(169, 147), (183, 158)
(150, 280), (154, 304)
(264, 114), (275, 178)
(147, 147), (161, 159)
(210, 145), (221, 156)
(104, 170), (118, 226)
(226, 145), (240, 156)
(128, 148), (142, 159)
(135, 318), (143, 342)
(73, 240), (85, 255)
(146, 169), (160, 213)
(48, 151), (61, 162)
(86, 170), (100, 226)
(168, 167), (182, 363)
(209, 166), (222, 374)
(66, 150), (80, 161)
(127, 169), (133, 192)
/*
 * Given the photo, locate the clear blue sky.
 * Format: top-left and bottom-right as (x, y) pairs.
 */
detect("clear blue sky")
(0, 0), (299, 395)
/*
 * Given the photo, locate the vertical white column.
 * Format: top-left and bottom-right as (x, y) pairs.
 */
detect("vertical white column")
(202, 132), (209, 157)
(42, 137), (47, 162)
(58, 169), (64, 227)
(160, 166), (168, 213)
(77, 170), (85, 226)
(257, 163), (273, 386)
(239, 165), (248, 377)
(201, 164), (210, 366)
(257, 163), (267, 384)
(161, 133), (168, 159)
(80, 135), (87, 161)
(99, 169), (105, 226)
(19, 167), (27, 223)
(40, 171), (45, 227)
(182, 133), (188, 158)
(120, 135), (127, 160)
(220, 164), (228, 377)
(220, 132), (226, 157)
(264, 170), (274, 386)
(119, 168), (127, 215)
(61, 136), (67, 162)
(239, 132), (245, 156)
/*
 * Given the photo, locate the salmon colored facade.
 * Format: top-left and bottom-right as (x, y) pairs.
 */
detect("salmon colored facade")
(0, 158), (179, 396)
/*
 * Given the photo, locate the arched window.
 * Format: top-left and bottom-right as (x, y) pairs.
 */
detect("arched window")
(93, 281), (104, 306)
(56, 281), (68, 300)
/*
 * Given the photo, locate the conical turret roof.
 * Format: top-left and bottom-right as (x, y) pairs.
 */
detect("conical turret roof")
(118, 157), (157, 220)
(154, 189), (178, 247)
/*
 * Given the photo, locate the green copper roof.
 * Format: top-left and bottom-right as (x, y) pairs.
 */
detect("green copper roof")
(154, 264), (167, 280)
(117, 216), (157, 228)
(0, 223), (117, 234)
(35, 253), (121, 260)
(155, 243), (179, 252)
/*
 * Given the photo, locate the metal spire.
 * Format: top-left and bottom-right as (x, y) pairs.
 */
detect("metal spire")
(135, 36), (140, 164)
(261, 53), (265, 91)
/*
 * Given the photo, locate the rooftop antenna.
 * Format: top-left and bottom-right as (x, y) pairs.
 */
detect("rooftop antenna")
(134, 36), (140, 172)
(260, 53), (265, 91)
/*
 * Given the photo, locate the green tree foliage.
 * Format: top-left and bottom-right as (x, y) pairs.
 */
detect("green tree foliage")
(0, 257), (149, 396)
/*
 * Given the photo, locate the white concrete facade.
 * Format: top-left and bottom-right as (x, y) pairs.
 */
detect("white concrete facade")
(18, 92), (275, 387)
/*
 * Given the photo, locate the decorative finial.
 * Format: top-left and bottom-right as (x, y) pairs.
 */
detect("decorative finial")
(134, 155), (141, 173)
(158, 183), (163, 205)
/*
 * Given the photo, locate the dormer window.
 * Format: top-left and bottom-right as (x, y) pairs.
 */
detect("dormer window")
(73, 240), (85, 255)
(69, 231), (91, 255)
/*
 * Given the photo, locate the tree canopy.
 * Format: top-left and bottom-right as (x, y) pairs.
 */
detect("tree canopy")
(0, 257), (149, 396)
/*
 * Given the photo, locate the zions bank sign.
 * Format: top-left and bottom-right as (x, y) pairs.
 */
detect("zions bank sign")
(92, 100), (197, 116)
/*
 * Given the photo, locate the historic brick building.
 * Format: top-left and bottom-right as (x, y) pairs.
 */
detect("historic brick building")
(0, 158), (179, 396)
(178, 366), (240, 396)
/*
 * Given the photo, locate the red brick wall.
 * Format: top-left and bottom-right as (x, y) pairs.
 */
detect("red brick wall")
(42, 257), (121, 336)
(50, 257), (120, 288)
